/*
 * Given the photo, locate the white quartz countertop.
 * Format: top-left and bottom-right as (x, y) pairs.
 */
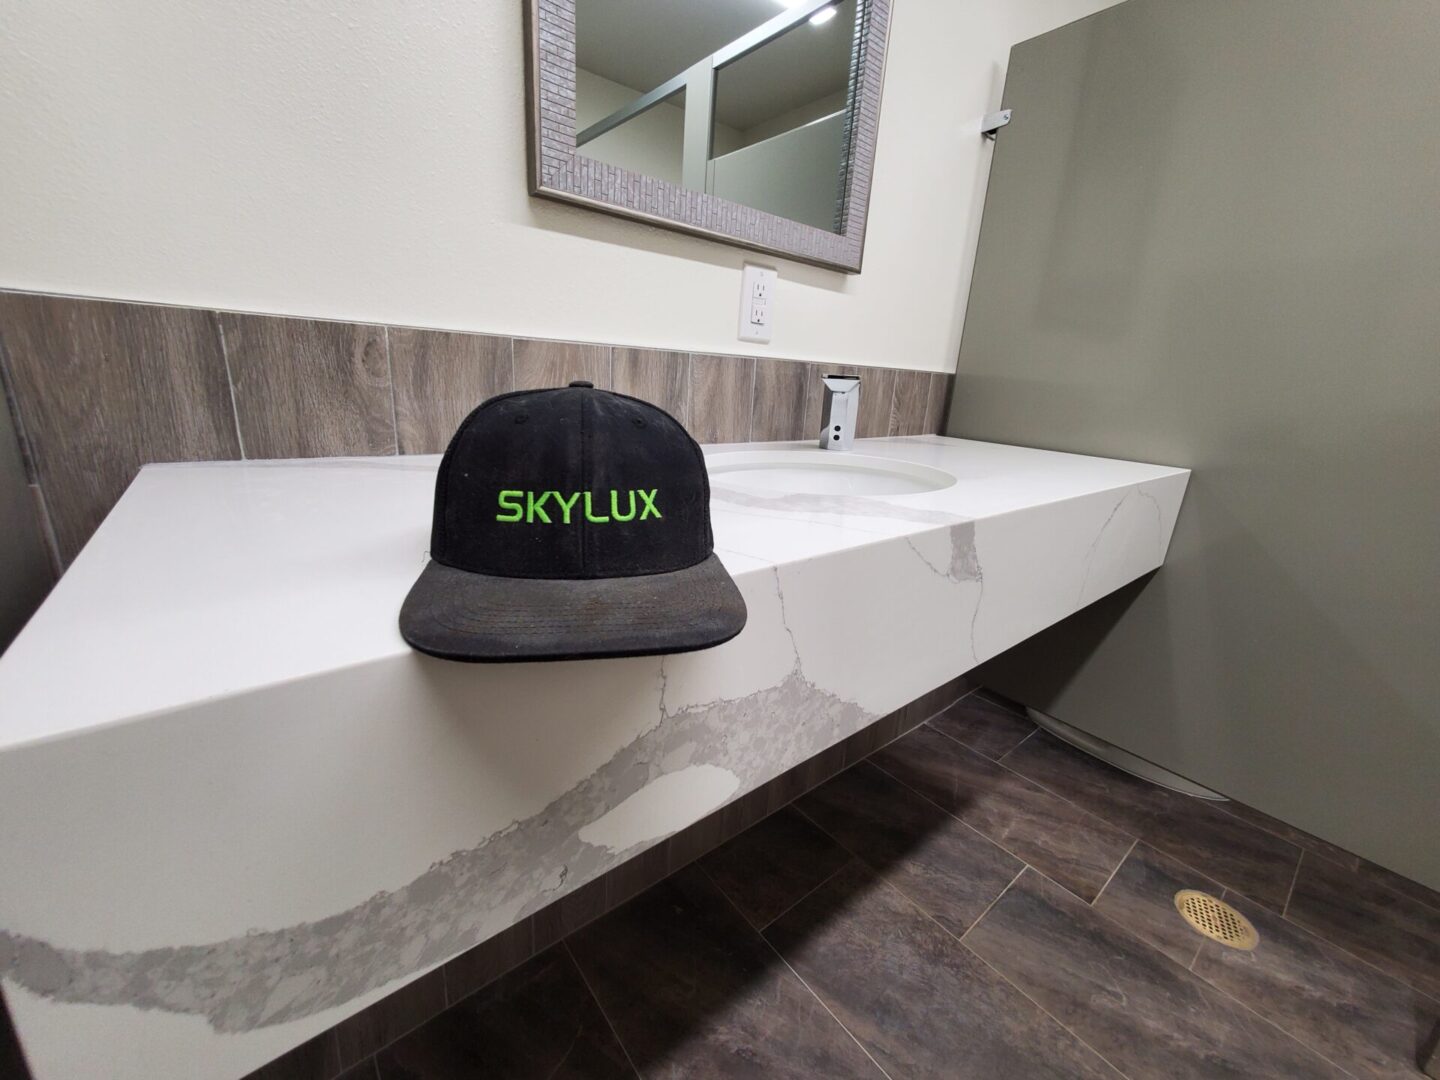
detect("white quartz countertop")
(0, 436), (1186, 752)
(0, 435), (1188, 1080)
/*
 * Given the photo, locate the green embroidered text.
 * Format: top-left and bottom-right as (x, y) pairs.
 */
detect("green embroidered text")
(497, 489), (661, 524)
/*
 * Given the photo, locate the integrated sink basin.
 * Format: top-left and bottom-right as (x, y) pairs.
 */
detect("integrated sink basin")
(707, 449), (957, 496)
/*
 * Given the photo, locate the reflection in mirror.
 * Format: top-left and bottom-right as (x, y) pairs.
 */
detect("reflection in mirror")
(575, 0), (859, 233)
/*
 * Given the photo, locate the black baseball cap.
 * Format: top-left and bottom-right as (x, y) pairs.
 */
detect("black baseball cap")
(399, 381), (747, 662)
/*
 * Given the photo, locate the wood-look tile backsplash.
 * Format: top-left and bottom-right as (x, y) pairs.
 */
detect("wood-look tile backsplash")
(0, 291), (953, 570)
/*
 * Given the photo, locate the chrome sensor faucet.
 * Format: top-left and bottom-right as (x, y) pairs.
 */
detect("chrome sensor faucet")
(818, 375), (860, 450)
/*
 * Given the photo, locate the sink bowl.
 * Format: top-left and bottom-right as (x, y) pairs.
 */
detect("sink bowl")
(706, 449), (956, 496)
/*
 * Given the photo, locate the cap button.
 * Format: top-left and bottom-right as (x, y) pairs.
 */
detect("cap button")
(568, 380), (594, 389)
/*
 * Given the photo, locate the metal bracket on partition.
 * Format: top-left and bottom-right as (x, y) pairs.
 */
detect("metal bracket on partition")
(980, 109), (1012, 140)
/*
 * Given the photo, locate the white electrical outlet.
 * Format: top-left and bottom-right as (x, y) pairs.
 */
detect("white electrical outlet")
(737, 263), (777, 344)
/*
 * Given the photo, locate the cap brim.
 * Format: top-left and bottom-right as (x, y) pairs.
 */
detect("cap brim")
(399, 553), (748, 663)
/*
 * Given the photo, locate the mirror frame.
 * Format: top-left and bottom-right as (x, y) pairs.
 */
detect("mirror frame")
(523, 0), (892, 273)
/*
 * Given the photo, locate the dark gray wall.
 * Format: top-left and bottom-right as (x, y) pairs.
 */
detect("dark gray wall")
(949, 0), (1440, 887)
(0, 392), (53, 653)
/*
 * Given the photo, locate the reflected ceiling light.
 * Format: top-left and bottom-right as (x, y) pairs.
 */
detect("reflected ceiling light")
(774, 0), (839, 26)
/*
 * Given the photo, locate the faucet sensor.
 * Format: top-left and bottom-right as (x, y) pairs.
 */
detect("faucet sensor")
(818, 375), (860, 450)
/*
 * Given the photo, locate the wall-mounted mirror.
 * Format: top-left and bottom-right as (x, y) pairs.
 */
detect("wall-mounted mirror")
(525, 0), (892, 273)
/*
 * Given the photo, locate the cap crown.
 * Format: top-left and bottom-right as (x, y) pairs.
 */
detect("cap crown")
(430, 385), (713, 580)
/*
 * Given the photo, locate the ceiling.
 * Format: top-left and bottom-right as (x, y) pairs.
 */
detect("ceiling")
(576, 0), (857, 133)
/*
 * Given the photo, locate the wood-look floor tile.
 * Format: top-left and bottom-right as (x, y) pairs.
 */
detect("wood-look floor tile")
(888, 369), (932, 436)
(512, 338), (610, 391)
(1212, 796), (1360, 871)
(388, 328), (511, 454)
(767, 862), (1120, 1079)
(1286, 853), (1440, 1000)
(220, 313), (394, 459)
(796, 762), (1022, 937)
(0, 294), (240, 562)
(533, 874), (609, 953)
(928, 691), (1036, 761)
(751, 359), (811, 442)
(689, 354), (753, 443)
(568, 865), (881, 1079)
(872, 725), (1133, 902)
(1356, 857), (1440, 914)
(699, 806), (850, 930)
(611, 349), (688, 428)
(966, 869), (1350, 1080)
(903, 674), (977, 729)
(1092, 842), (1221, 968)
(333, 967), (447, 1068)
(1004, 731), (1301, 911)
(604, 840), (671, 909)
(442, 917), (533, 1006)
(376, 947), (634, 1080)
(241, 1031), (341, 1080)
(1194, 890), (1440, 1079)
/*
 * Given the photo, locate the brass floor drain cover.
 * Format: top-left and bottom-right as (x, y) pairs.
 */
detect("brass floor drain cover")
(1174, 890), (1259, 950)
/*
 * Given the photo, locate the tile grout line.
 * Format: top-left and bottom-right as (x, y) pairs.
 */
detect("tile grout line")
(973, 869), (1364, 1080)
(746, 356), (757, 441)
(962, 948), (1138, 1080)
(1281, 849), (1303, 918)
(333, 968), (450, 1074)
(900, 721), (1140, 894)
(698, 863), (896, 1080)
(0, 330), (40, 482)
(996, 726), (1037, 761)
(949, 879), (1137, 1080)
(680, 352), (692, 428)
(957, 866), (1028, 944)
(1062, 864), (1369, 1078)
(1229, 859), (1440, 1007)
(1186, 954), (1364, 1079)
(0, 321), (63, 569)
(214, 314), (248, 460)
(789, 778), (1021, 941)
(686, 351), (697, 434)
(27, 482), (65, 579)
(757, 858), (854, 935)
(774, 949), (895, 1080)
(1088, 838), (1139, 909)
(979, 728), (1308, 915)
(1207, 798), (1362, 873)
(1186, 937), (1205, 972)
(1273, 870), (1440, 1006)
(862, 751), (1099, 906)
(382, 326), (399, 456)
(561, 939), (645, 1080)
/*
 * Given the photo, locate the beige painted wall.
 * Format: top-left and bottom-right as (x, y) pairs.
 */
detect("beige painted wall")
(0, 0), (1122, 373)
